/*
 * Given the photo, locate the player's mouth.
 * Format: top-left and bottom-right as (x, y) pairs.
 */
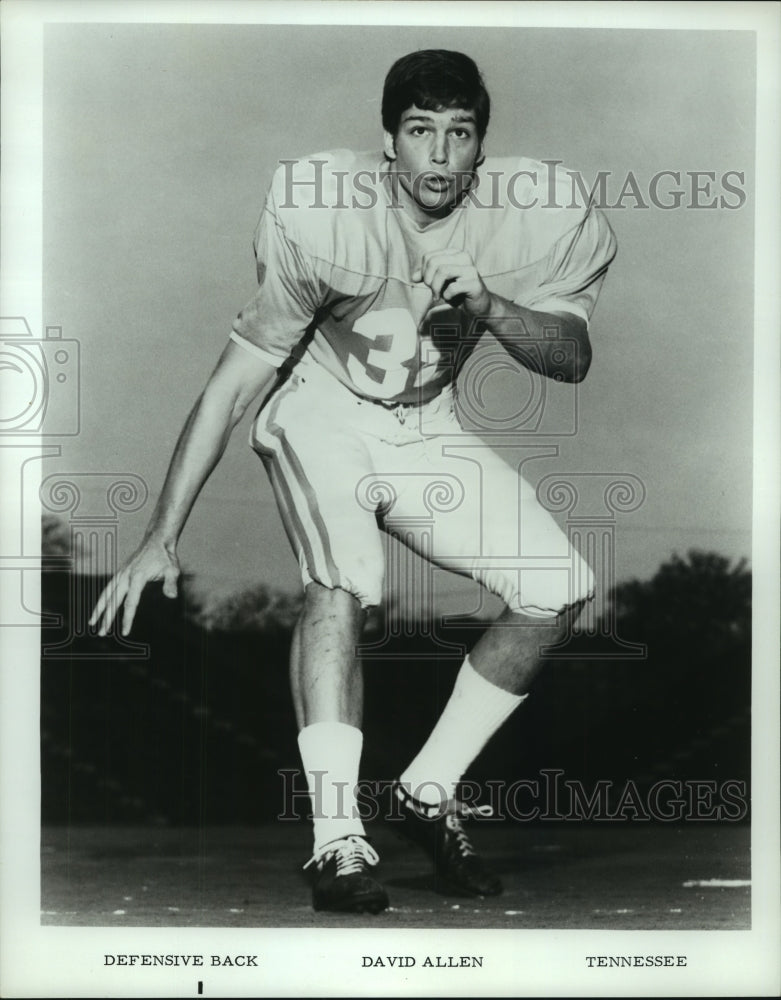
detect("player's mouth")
(422, 173), (455, 193)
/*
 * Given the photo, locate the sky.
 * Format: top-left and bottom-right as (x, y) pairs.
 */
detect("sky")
(40, 23), (756, 610)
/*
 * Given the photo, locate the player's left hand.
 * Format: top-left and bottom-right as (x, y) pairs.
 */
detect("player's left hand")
(413, 249), (492, 316)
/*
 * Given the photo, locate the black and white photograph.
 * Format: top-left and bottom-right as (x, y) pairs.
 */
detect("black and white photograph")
(1, 1), (779, 996)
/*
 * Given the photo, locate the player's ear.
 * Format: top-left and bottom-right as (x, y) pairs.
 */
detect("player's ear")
(475, 139), (486, 168)
(383, 130), (397, 161)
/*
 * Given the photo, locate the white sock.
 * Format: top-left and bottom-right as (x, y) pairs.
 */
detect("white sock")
(298, 722), (366, 852)
(399, 657), (527, 807)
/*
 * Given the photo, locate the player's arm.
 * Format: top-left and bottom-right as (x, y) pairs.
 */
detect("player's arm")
(475, 295), (590, 385)
(89, 340), (278, 637)
(414, 249), (591, 383)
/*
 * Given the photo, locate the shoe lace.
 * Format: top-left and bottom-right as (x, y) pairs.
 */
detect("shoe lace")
(303, 835), (380, 875)
(446, 802), (494, 859)
(392, 402), (407, 425)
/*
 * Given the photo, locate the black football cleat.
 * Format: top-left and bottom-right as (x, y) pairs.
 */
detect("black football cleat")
(390, 780), (503, 897)
(304, 835), (389, 914)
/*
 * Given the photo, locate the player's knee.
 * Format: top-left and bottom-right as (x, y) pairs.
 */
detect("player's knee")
(302, 552), (384, 611)
(340, 565), (385, 609)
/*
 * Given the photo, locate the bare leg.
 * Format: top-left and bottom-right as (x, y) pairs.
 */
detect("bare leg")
(290, 583), (387, 910)
(290, 581), (366, 730)
(468, 599), (586, 694)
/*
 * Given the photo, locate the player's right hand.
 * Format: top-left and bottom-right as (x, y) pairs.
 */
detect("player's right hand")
(89, 538), (181, 638)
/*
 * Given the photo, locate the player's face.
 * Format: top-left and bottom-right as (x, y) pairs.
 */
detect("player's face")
(384, 105), (484, 224)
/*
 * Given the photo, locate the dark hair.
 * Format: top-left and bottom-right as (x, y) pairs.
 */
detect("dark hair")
(382, 49), (490, 139)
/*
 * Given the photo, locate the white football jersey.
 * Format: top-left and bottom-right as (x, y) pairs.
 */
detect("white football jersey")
(232, 150), (617, 404)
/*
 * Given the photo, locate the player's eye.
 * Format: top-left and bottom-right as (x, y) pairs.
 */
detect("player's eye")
(451, 128), (472, 139)
(409, 126), (428, 136)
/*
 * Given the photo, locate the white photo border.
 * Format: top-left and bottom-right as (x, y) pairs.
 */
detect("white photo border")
(1, 1), (779, 997)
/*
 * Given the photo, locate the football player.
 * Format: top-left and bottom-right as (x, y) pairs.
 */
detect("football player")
(91, 49), (616, 914)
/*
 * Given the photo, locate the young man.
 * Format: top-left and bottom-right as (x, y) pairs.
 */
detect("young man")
(91, 50), (616, 914)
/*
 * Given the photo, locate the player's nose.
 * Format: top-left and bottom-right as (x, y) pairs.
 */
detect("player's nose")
(430, 134), (448, 165)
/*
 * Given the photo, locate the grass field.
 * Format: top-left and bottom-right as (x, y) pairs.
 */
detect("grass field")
(41, 822), (750, 930)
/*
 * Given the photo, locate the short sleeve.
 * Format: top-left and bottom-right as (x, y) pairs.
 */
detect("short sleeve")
(231, 174), (322, 365)
(521, 203), (617, 324)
